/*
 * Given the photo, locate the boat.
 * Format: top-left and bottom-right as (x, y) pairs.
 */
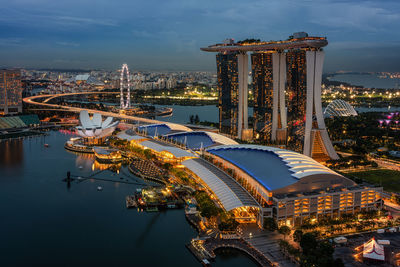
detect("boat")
(44, 144), (50, 147)
(97, 186), (103, 191)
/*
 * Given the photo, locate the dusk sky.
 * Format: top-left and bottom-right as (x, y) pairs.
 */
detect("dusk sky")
(1, 0), (400, 72)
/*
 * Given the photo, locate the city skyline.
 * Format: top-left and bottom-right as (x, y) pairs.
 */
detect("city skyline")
(1, 0), (400, 72)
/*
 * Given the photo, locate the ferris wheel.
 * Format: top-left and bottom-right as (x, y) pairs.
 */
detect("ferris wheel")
(120, 63), (131, 109)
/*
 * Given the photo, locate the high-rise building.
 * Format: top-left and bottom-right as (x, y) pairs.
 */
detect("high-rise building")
(0, 69), (23, 115)
(202, 33), (339, 161)
(286, 50), (307, 153)
(216, 52), (239, 136)
(251, 52), (274, 142)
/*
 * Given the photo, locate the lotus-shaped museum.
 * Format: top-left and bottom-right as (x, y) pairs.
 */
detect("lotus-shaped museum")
(76, 110), (119, 138)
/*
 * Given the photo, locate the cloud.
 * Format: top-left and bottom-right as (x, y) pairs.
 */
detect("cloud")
(308, 1), (400, 32)
(56, 41), (80, 47)
(328, 41), (400, 50)
(0, 38), (24, 46)
(50, 15), (117, 27)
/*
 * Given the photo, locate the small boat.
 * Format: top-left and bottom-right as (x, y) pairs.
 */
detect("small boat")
(77, 176), (83, 180)
(44, 144), (50, 147)
(78, 166), (83, 169)
(97, 186), (103, 191)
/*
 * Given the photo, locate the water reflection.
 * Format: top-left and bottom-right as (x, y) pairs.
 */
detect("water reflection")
(92, 160), (122, 173)
(0, 139), (24, 178)
(75, 153), (95, 171)
(72, 151), (122, 173)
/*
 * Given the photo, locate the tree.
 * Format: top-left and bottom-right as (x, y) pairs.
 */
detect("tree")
(300, 233), (318, 254)
(263, 217), (277, 231)
(278, 225), (291, 240)
(293, 229), (303, 243)
(194, 114), (200, 124)
(163, 163), (172, 171)
(144, 149), (154, 160)
(333, 258), (345, 267)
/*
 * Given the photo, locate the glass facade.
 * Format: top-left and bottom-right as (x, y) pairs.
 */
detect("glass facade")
(285, 50), (307, 153)
(216, 53), (239, 136)
(0, 69), (22, 115)
(251, 52), (274, 143)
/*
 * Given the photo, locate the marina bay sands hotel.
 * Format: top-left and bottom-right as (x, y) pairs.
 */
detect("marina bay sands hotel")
(201, 32), (339, 161)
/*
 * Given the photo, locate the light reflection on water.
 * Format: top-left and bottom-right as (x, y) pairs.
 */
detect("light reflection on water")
(0, 131), (257, 267)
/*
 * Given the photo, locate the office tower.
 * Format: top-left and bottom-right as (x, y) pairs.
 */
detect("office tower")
(0, 69), (22, 115)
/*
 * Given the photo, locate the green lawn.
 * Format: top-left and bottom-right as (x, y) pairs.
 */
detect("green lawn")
(345, 169), (400, 192)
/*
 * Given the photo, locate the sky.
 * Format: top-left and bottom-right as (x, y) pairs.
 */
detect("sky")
(0, 0), (400, 72)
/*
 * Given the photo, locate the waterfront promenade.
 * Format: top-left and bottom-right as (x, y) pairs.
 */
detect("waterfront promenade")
(245, 232), (297, 267)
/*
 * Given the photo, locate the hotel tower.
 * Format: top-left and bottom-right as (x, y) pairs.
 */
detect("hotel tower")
(201, 32), (339, 161)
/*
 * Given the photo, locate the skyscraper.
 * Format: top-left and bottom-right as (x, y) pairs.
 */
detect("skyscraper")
(202, 33), (339, 161)
(286, 50), (307, 153)
(0, 69), (22, 115)
(251, 52), (274, 142)
(216, 52), (239, 136)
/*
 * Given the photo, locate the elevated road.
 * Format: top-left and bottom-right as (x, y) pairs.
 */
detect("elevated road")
(23, 92), (192, 132)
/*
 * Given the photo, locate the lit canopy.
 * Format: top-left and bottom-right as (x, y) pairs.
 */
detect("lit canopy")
(363, 237), (385, 261)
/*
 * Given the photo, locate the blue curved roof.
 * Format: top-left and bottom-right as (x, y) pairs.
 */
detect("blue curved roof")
(165, 132), (215, 150)
(137, 124), (171, 137)
(207, 147), (297, 191)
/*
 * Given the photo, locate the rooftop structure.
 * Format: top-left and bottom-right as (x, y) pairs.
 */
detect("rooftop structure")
(136, 123), (193, 135)
(200, 34), (327, 53)
(324, 99), (358, 117)
(165, 131), (238, 150)
(76, 110), (119, 139)
(182, 158), (258, 211)
(207, 145), (350, 193)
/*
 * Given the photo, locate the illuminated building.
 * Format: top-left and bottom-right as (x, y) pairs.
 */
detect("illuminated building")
(324, 99), (358, 117)
(201, 32), (339, 161)
(118, 127), (382, 227)
(0, 69), (22, 115)
(216, 52), (239, 137)
(251, 52), (274, 142)
(285, 50), (307, 153)
(204, 144), (382, 227)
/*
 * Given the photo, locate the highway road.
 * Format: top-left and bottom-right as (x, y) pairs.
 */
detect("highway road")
(23, 92), (192, 132)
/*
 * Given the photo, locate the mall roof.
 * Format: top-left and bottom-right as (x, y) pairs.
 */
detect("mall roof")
(136, 123), (193, 135)
(164, 131), (238, 150)
(117, 131), (148, 142)
(182, 158), (259, 211)
(140, 140), (195, 158)
(207, 145), (343, 191)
